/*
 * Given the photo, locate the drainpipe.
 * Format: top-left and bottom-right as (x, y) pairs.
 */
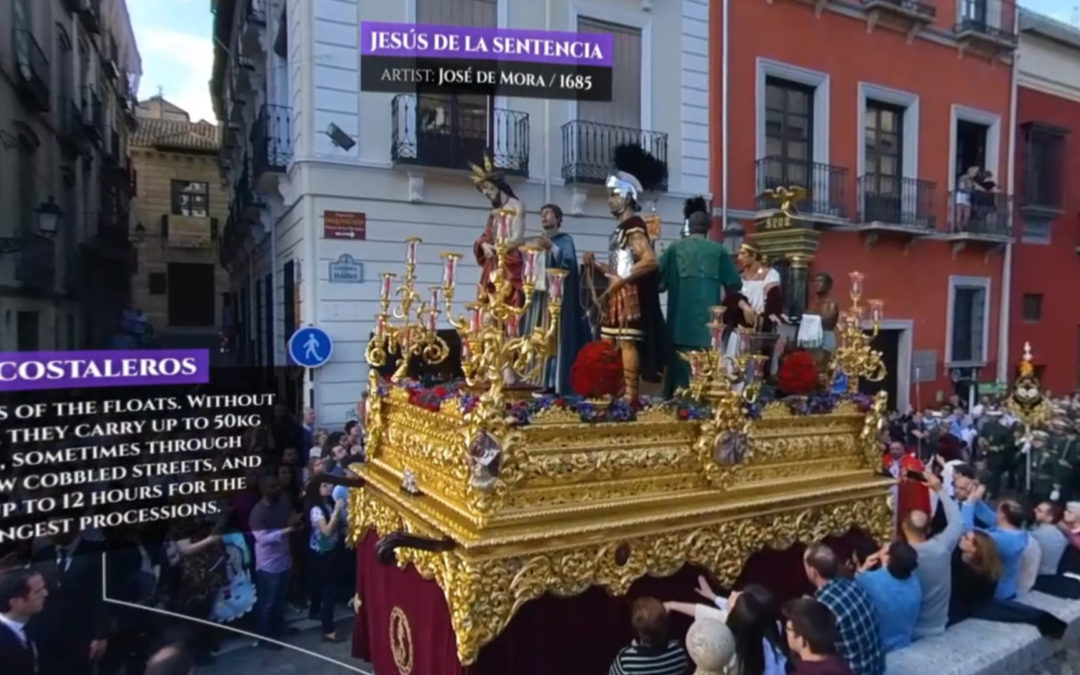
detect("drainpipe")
(996, 6), (1020, 385)
(721, 0), (729, 231)
(544, 0), (551, 205)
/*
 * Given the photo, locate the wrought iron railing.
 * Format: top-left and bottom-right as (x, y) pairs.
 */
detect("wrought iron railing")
(391, 94), (530, 176)
(860, 0), (937, 20)
(14, 29), (51, 110)
(247, 0), (267, 25)
(253, 104), (292, 175)
(755, 157), (848, 218)
(947, 191), (1013, 236)
(856, 174), (936, 229)
(14, 237), (56, 291)
(955, 0), (1018, 43)
(79, 0), (102, 33)
(237, 166), (267, 214)
(82, 86), (105, 140)
(561, 120), (668, 191)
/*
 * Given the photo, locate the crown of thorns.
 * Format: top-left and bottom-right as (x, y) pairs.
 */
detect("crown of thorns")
(469, 150), (503, 185)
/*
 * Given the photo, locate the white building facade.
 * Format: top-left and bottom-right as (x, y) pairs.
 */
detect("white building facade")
(0, 0), (140, 351)
(214, 0), (710, 423)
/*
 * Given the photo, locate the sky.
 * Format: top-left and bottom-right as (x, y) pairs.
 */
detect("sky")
(128, 0), (1078, 127)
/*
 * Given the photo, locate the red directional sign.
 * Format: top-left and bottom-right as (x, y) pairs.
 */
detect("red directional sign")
(324, 211), (367, 240)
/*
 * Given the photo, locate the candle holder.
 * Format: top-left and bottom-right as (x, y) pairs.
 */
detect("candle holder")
(829, 272), (886, 393)
(364, 238), (450, 381)
(678, 321), (766, 407)
(440, 233), (563, 415)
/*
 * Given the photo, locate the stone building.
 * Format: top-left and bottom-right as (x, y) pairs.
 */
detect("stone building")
(0, 0), (140, 350)
(129, 97), (229, 349)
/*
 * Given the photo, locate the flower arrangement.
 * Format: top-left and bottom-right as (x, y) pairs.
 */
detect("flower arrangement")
(777, 350), (820, 396)
(570, 340), (624, 398)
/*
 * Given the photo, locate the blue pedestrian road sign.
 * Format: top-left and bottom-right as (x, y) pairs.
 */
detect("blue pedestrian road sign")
(288, 326), (333, 368)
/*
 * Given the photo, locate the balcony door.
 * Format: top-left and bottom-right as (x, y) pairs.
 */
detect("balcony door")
(763, 77), (813, 195)
(415, 0), (494, 167)
(574, 18), (642, 180)
(864, 101), (904, 222)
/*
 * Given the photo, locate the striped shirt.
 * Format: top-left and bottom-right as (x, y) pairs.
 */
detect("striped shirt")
(609, 640), (690, 675)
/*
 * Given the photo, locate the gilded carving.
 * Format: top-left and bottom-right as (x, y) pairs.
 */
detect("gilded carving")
(389, 607), (414, 675)
(353, 488), (892, 665)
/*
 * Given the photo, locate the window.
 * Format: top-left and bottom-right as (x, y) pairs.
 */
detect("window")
(56, 26), (73, 110)
(264, 273), (274, 366)
(578, 18), (642, 129)
(17, 311), (39, 351)
(764, 77), (813, 187)
(1022, 293), (1043, 322)
(16, 136), (36, 235)
(863, 101), (904, 219)
(1020, 122), (1067, 210)
(282, 260), (295, 348)
(148, 272), (167, 295)
(170, 180), (210, 217)
(947, 277), (990, 365)
(167, 263), (215, 327)
(1021, 216), (1052, 244)
(414, 0), (495, 167)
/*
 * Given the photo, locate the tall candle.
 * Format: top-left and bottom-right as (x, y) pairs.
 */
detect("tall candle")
(523, 248), (537, 284)
(430, 286), (441, 308)
(711, 324), (723, 352)
(547, 271), (565, 303)
(849, 271), (864, 301)
(442, 253), (458, 287)
(507, 314), (518, 337)
(380, 274), (394, 302)
(427, 309), (437, 332)
(469, 305), (482, 333)
(405, 238), (420, 265)
(496, 212), (510, 243)
(869, 299), (884, 324)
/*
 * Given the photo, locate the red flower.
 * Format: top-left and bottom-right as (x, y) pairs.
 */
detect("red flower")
(571, 341), (624, 398)
(777, 350), (820, 396)
(433, 386), (448, 397)
(678, 409), (690, 420)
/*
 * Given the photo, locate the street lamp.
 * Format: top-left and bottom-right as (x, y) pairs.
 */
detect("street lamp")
(0, 197), (62, 255)
(722, 220), (745, 256)
(35, 197), (62, 237)
(131, 222), (146, 244)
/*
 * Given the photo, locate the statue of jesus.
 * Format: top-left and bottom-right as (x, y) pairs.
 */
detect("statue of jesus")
(470, 151), (525, 304)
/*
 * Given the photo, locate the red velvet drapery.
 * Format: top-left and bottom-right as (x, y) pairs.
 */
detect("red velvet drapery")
(352, 530), (872, 674)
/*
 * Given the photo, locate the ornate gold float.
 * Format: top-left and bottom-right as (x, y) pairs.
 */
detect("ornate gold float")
(350, 225), (894, 665)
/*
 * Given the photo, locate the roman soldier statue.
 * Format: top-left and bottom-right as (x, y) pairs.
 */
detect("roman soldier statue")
(583, 144), (667, 401)
(471, 150), (525, 304)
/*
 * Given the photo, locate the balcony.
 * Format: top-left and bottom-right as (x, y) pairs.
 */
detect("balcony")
(861, 0), (936, 41)
(561, 120), (668, 191)
(79, 0), (102, 34)
(944, 191), (1013, 256)
(755, 157), (848, 220)
(82, 87), (105, 142)
(237, 166), (267, 219)
(391, 94), (530, 178)
(14, 237), (57, 292)
(252, 104), (292, 181)
(14, 29), (51, 112)
(58, 94), (86, 151)
(955, 0), (1018, 52)
(855, 175), (936, 248)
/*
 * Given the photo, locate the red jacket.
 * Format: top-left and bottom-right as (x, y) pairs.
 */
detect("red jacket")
(883, 452), (931, 525)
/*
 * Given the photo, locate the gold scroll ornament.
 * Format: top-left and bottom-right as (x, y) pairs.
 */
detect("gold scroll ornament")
(389, 607), (414, 675)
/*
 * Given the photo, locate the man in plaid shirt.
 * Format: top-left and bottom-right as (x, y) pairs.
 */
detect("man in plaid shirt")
(803, 543), (885, 675)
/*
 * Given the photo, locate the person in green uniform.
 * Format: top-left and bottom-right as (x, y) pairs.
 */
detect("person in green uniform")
(1053, 421), (1079, 502)
(1029, 430), (1057, 502)
(658, 200), (744, 398)
(980, 409), (1016, 498)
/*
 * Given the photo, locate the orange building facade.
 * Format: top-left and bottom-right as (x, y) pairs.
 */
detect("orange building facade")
(1009, 15), (1080, 394)
(708, 0), (1021, 410)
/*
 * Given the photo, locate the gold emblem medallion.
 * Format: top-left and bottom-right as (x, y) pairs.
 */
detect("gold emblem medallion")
(389, 606), (414, 675)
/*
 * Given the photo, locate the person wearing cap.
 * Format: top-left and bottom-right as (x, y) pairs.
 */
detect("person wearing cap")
(583, 144), (668, 401)
(657, 198), (744, 398)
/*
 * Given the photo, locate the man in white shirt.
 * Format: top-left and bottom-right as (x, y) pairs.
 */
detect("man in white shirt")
(0, 568), (48, 675)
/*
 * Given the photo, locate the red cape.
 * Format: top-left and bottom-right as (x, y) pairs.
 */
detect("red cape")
(883, 452), (931, 526)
